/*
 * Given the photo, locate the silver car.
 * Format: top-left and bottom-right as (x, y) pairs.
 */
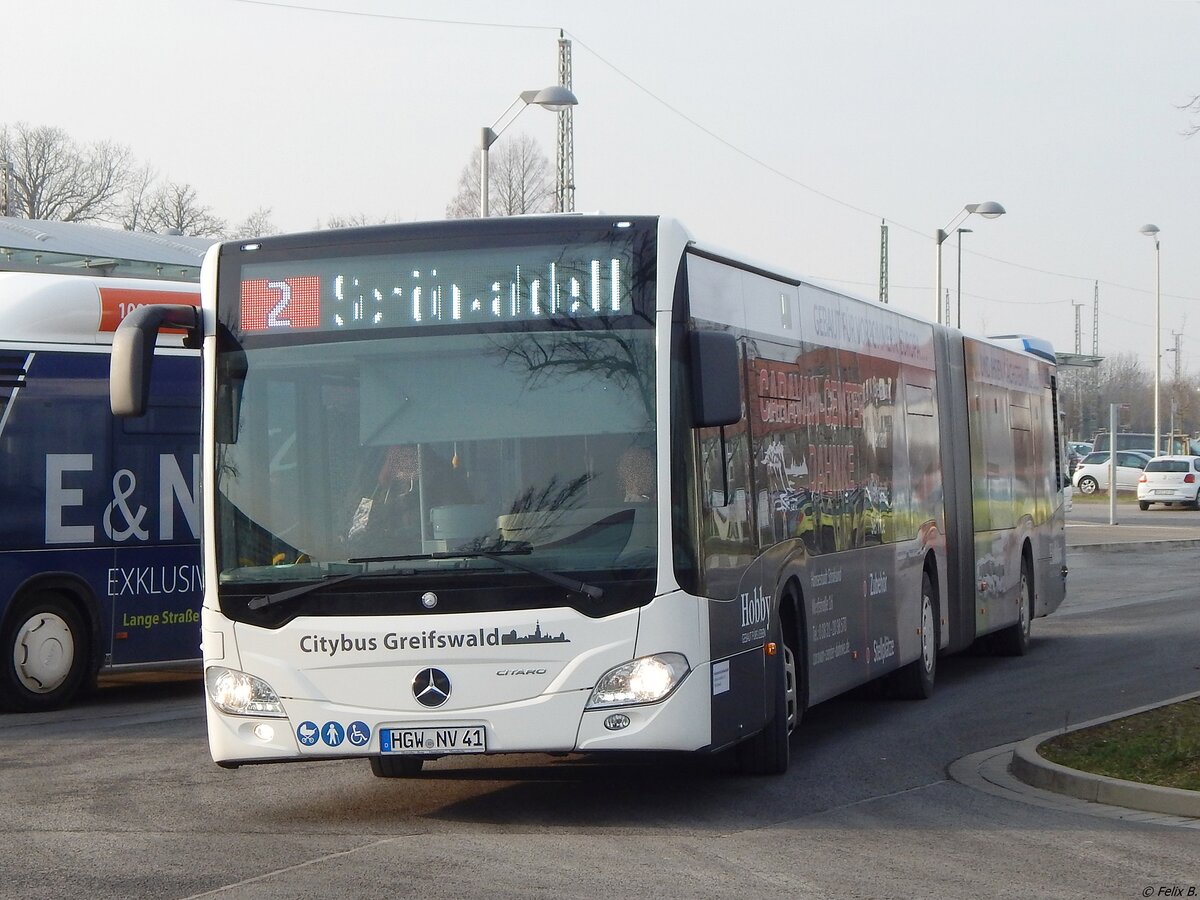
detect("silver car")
(1137, 455), (1200, 510)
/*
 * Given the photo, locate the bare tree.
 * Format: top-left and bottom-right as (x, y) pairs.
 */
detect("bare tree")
(1062, 352), (1159, 441)
(321, 213), (371, 229)
(446, 132), (554, 218)
(120, 162), (159, 231)
(0, 121), (133, 222)
(1165, 372), (1200, 439)
(1180, 94), (1200, 137)
(310, 213), (402, 230)
(230, 206), (278, 239)
(146, 180), (226, 237)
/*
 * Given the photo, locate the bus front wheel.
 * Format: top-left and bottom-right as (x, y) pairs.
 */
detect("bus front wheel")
(737, 629), (799, 776)
(0, 592), (89, 712)
(370, 755), (425, 778)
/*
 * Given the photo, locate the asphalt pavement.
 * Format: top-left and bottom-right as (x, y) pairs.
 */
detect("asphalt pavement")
(1067, 521), (1200, 549)
(985, 501), (1200, 824)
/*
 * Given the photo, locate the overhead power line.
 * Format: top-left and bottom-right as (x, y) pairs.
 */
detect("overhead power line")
(232, 0), (1198, 303)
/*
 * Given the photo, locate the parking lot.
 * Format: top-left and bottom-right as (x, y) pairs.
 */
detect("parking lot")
(2, 508), (1198, 899)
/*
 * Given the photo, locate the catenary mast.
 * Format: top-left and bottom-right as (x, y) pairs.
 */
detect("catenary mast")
(556, 31), (575, 213)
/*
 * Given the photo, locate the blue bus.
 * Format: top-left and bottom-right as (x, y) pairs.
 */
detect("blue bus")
(0, 272), (201, 711)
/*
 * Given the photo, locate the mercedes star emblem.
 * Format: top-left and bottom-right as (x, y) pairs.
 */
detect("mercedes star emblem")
(413, 667), (451, 708)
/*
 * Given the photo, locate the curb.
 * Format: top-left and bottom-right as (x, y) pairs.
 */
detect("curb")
(1068, 538), (1200, 553)
(1009, 691), (1200, 818)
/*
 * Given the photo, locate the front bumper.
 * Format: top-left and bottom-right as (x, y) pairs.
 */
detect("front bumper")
(204, 661), (715, 765)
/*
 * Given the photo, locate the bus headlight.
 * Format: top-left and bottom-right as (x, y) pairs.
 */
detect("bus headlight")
(586, 653), (690, 709)
(205, 666), (286, 717)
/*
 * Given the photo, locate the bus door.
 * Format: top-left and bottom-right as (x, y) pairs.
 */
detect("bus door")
(699, 414), (771, 749)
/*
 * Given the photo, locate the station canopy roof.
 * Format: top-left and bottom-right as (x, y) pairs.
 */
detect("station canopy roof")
(1055, 352), (1105, 368)
(0, 217), (213, 282)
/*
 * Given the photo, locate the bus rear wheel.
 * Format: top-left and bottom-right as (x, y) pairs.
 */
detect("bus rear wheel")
(892, 570), (937, 700)
(0, 592), (89, 712)
(994, 560), (1033, 656)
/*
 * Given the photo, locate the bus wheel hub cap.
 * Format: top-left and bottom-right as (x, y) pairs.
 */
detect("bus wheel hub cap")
(14, 614), (74, 693)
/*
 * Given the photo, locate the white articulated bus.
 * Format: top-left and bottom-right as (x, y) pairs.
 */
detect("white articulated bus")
(0, 272), (200, 712)
(111, 216), (1067, 776)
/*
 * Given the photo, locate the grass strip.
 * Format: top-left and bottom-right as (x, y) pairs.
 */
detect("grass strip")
(1038, 698), (1200, 791)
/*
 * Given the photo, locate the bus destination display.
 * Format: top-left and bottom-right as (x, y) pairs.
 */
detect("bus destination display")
(238, 243), (634, 334)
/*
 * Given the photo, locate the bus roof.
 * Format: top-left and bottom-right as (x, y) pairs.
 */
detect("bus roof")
(683, 234), (1058, 365)
(986, 334), (1057, 364)
(0, 271), (199, 346)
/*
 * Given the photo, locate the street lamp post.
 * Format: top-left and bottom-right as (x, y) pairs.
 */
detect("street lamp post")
(480, 86), (578, 218)
(1140, 223), (1162, 453)
(934, 202), (1005, 325)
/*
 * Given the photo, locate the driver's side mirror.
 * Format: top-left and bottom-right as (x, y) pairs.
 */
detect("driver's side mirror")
(110, 304), (200, 416)
(689, 330), (742, 428)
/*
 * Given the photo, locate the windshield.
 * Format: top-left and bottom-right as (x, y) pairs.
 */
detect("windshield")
(214, 326), (657, 590)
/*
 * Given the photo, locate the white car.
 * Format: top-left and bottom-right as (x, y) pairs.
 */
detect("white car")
(1072, 450), (1152, 494)
(1137, 455), (1200, 510)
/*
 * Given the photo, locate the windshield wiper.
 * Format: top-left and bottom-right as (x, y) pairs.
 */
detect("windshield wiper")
(244, 546), (528, 611)
(347, 548), (604, 600)
(480, 551), (604, 600)
(246, 571), (376, 610)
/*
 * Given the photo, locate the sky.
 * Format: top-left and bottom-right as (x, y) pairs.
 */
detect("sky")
(4, 0), (1199, 373)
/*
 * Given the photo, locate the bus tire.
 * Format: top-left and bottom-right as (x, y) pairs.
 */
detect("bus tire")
(737, 627), (799, 776)
(893, 569), (937, 700)
(994, 559), (1033, 656)
(0, 591), (90, 712)
(370, 755), (425, 778)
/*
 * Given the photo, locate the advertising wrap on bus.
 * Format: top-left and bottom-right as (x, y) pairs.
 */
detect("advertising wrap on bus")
(0, 272), (201, 712)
